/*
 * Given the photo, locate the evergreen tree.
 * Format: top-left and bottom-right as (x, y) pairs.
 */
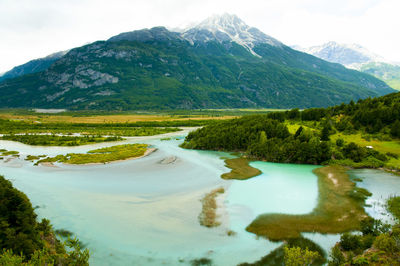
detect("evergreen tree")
(391, 120), (400, 137)
(321, 126), (330, 141)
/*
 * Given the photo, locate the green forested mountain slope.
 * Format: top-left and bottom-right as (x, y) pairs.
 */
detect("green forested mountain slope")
(0, 26), (393, 110)
(360, 62), (400, 91)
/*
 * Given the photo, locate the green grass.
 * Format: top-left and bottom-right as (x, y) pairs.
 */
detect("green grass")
(387, 196), (400, 220)
(285, 121), (319, 134)
(25, 155), (46, 161)
(246, 166), (369, 241)
(1, 134), (124, 146)
(331, 132), (400, 170)
(1, 150), (19, 156)
(221, 158), (262, 180)
(36, 144), (150, 165)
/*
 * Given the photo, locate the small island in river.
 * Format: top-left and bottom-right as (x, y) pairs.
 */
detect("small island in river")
(36, 144), (155, 165)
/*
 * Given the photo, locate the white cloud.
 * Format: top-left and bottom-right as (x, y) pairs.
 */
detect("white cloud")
(0, 0), (399, 72)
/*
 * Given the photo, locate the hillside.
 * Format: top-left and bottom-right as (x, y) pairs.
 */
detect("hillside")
(0, 50), (67, 82)
(0, 15), (393, 110)
(360, 62), (400, 90)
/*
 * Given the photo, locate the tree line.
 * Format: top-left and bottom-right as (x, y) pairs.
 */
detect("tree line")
(182, 114), (389, 166)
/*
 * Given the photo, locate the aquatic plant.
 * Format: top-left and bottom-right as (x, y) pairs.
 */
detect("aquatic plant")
(221, 158), (261, 180)
(198, 187), (225, 227)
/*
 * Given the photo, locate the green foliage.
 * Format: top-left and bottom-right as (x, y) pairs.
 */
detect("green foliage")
(0, 176), (43, 257)
(360, 217), (389, 236)
(0, 175), (89, 264)
(320, 125), (330, 141)
(0, 250), (25, 265)
(55, 229), (73, 238)
(339, 233), (362, 251)
(183, 93), (397, 168)
(183, 115), (332, 164)
(387, 196), (400, 220)
(373, 234), (397, 253)
(391, 120), (400, 137)
(328, 245), (345, 266)
(283, 246), (320, 266)
(239, 238), (325, 266)
(329, 218), (400, 266)
(335, 138), (344, 147)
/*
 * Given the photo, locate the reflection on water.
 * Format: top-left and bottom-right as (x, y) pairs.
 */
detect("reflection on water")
(349, 169), (400, 224)
(1, 131), (399, 265)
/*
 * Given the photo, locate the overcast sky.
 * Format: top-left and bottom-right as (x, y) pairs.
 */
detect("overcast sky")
(0, 0), (399, 73)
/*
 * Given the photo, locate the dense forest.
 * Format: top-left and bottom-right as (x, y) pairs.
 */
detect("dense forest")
(182, 92), (400, 169)
(0, 175), (89, 264)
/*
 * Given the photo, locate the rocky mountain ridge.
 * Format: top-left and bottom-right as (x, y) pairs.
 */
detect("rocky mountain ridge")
(0, 14), (394, 110)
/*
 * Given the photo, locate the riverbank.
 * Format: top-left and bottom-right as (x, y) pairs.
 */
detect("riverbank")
(246, 165), (370, 241)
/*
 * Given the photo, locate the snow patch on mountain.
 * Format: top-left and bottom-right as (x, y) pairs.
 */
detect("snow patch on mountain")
(182, 13), (282, 57)
(293, 41), (389, 68)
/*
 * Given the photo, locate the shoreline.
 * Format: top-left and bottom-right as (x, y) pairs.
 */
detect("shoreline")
(246, 165), (370, 241)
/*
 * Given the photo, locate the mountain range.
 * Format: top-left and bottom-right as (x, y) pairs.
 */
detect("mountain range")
(294, 42), (400, 90)
(0, 14), (394, 110)
(0, 50), (68, 83)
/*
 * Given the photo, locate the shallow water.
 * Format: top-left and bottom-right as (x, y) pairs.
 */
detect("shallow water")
(1, 131), (400, 265)
(349, 169), (400, 224)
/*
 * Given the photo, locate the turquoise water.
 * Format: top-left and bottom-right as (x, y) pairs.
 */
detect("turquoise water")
(1, 131), (399, 265)
(226, 162), (319, 232)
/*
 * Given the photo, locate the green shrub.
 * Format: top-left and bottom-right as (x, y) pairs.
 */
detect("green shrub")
(340, 233), (362, 251)
(336, 138), (344, 147)
(373, 234), (397, 253)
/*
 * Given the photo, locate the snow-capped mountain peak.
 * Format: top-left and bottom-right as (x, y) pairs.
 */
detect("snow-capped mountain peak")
(182, 13), (282, 56)
(295, 41), (387, 67)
